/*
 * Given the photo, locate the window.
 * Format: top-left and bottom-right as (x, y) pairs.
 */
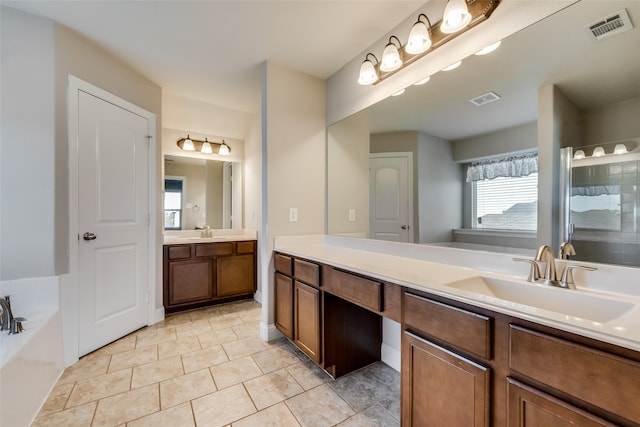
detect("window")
(465, 153), (538, 232)
(472, 173), (538, 231)
(164, 178), (183, 230)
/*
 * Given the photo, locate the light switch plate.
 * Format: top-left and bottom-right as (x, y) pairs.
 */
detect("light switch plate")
(348, 208), (356, 222)
(289, 207), (298, 222)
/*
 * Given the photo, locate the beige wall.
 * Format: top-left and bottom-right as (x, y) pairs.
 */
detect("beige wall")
(452, 122), (538, 162)
(327, 110), (370, 237)
(262, 61), (326, 327)
(582, 97), (640, 146)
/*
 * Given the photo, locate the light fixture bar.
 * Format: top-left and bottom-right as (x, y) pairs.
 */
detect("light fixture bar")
(177, 136), (231, 155)
(363, 0), (500, 86)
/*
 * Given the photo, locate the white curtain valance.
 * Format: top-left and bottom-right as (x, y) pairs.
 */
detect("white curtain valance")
(466, 153), (538, 182)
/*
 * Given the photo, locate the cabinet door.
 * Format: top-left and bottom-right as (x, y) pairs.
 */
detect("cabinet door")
(294, 280), (321, 363)
(216, 254), (255, 297)
(167, 259), (213, 306)
(402, 331), (490, 427)
(507, 378), (616, 427)
(275, 273), (294, 339)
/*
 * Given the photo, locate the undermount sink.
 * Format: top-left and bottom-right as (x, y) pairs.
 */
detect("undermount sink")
(445, 276), (635, 323)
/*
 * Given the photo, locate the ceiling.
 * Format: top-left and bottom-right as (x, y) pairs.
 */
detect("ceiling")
(366, 0), (640, 140)
(1, 0), (425, 114)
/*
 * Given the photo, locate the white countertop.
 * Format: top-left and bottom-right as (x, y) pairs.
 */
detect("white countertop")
(274, 235), (640, 353)
(163, 229), (257, 245)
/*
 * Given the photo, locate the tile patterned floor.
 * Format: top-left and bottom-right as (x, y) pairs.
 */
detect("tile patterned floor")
(33, 300), (400, 427)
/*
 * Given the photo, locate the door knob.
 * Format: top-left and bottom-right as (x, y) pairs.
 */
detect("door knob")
(401, 225), (408, 230)
(83, 232), (97, 241)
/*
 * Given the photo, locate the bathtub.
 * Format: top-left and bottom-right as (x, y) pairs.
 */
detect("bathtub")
(0, 276), (64, 427)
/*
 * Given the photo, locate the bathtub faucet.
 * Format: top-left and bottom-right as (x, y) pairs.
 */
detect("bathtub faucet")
(0, 296), (14, 332)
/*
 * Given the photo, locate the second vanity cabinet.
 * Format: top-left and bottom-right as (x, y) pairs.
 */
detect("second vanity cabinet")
(164, 240), (256, 313)
(401, 288), (640, 427)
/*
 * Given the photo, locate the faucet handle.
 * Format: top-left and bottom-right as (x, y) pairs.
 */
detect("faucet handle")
(559, 264), (597, 288)
(513, 258), (542, 282)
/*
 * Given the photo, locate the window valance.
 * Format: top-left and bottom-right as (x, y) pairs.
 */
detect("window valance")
(466, 153), (538, 182)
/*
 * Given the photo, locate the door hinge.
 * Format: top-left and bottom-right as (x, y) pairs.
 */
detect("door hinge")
(145, 135), (152, 147)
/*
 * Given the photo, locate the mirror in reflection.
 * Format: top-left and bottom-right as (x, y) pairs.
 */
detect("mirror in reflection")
(164, 156), (242, 231)
(327, 0), (640, 267)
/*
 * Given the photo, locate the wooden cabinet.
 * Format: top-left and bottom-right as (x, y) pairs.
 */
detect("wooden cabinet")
(274, 272), (294, 339)
(294, 280), (322, 363)
(402, 331), (490, 427)
(163, 240), (256, 313)
(507, 378), (615, 427)
(402, 291), (491, 427)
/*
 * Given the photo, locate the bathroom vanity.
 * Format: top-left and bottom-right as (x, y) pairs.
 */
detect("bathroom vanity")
(163, 236), (256, 313)
(274, 235), (640, 427)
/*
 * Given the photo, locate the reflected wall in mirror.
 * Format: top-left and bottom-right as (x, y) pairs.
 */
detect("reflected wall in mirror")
(327, 0), (640, 267)
(164, 156), (242, 231)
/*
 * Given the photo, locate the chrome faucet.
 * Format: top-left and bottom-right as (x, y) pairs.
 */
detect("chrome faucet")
(559, 242), (576, 260)
(535, 245), (557, 282)
(0, 296), (14, 332)
(200, 225), (213, 238)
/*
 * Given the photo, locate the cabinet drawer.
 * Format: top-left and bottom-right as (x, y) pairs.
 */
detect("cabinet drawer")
(509, 325), (640, 425)
(294, 258), (320, 287)
(323, 267), (382, 312)
(195, 242), (234, 257)
(167, 245), (191, 260)
(404, 292), (492, 360)
(274, 253), (293, 276)
(236, 240), (255, 254)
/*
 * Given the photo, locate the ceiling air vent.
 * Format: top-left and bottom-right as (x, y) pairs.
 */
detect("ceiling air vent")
(584, 9), (634, 42)
(469, 91), (501, 107)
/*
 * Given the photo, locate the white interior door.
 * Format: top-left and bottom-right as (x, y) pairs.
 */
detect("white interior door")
(77, 90), (150, 356)
(370, 153), (412, 242)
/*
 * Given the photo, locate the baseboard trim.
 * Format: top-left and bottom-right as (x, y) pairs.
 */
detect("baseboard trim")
(381, 343), (401, 372)
(260, 322), (283, 342)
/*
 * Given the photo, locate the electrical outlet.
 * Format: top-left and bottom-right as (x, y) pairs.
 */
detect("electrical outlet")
(348, 208), (356, 222)
(289, 207), (298, 222)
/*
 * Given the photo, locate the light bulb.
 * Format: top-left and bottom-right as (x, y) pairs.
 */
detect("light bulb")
(380, 42), (402, 72)
(219, 142), (230, 156)
(440, 0), (472, 34)
(358, 58), (378, 85)
(592, 146), (605, 157)
(573, 149), (585, 160)
(201, 138), (213, 154)
(182, 135), (195, 151)
(405, 20), (431, 55)
(614, 144), (628, 154)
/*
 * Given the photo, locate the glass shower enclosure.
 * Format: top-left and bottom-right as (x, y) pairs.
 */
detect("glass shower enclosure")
(559, 140), (640, 267)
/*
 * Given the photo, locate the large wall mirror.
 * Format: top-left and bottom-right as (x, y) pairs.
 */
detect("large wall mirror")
(164, 156), (243, 231)
(327, 0), (640, 267)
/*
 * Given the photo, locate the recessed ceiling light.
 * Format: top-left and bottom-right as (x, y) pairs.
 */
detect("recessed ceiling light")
(442, 60), (462, 71)
(414, 76), (431, 86)
(392, 88), (406, 96)
(475, 40), (501, 55)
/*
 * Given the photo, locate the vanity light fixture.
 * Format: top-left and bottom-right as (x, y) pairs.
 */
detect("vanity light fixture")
(380, 36), (403, 72)
(405, 14), (432, 55)
(357, 0), (500, 86)
(441, 0), (473, 34)
(358, 53), (379, 85)
(218, 141), (231, 156)
(592, 146), (605, 157)
(614, 143), (628, 154)
(177, 136), (231, 155)
(182, 135), (195, 151)
(201, 138), (213, 154)
(573, 149), (586, 160)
